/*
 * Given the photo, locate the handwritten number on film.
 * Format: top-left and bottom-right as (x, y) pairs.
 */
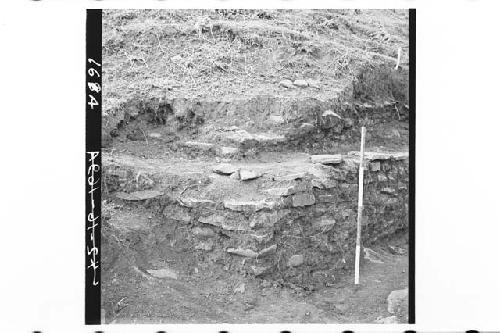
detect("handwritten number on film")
(87, 58), (101, 110)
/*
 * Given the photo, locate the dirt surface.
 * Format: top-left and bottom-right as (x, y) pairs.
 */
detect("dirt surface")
(103, 225), (407, 324)
(101, 9), (410, 324)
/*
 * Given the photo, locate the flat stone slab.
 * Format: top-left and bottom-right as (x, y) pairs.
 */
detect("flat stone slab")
(279, 79), (294, 88)
(181, 197), (216, 209)
(275, 172), (309, 181)
(347, 151), (409, 161)
(223, 199), (276, 213)
(257, 244), (277, 258)
(182, 141), (215, 150)
(212, 163), (239, 175)
(217, 146), (240, 157)
(222, 129), (285, 145)
(146, 268), (178, 279)
(310, 154), (343, 164)
(322, 110), (342, 118)
(227, 247), (259, 258)
(239, 169), (262, 181)
(264, 181), (312, 197)
(293, 79), (309, 88)
(198, 213), (251, 231)
(115, 190), (163, 201)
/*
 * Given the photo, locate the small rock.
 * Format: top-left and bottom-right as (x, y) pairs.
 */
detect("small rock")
(195, 241), (214, 251)
(288, 254), (304, 267)
(217, 146), (240, 157)
(387, 288), (409, 314)
(293, 79), (309, 88)
(307, 79), (321, 89)
(381, 187), (396, 195)
(370, 161), (381, 171)
(318, 194), (336, 203)
(148, 132), (162, 139)
(335, 303), (349, 312)
(227, 247), (259, 258)
(251, 265), (269, 276)
(364, 247), (384, 264)
(239, 169), (262, 180)
(234, 283), (246, 294)
(390, 129), (401, 138)
(212, 163), (239, 175)
(269, 115), (285, 124)
(291, 193), (316, 207)
(310, 154), (343, 165)
(300, 122), (315, 130)
(257, 244), (277, 258)
(182, 141), (215, 151)
(378, 174), (388, 182)
(171, 55), (182, 62)
(166, 206), (192, 223)
(388, 245), (406, 255)
(146, 268), (178, 279)
(191, 226), (215, 238)
(279, 79), (294, 88)
(313, 217), (336, 230)
(321, 110), (342, 119)
(375, 315), (398, 324)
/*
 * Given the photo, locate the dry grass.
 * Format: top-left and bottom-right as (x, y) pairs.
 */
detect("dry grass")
(103, 9), (409, 111)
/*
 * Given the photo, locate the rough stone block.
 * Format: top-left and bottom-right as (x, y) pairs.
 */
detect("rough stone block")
(291, 193), (316, 207)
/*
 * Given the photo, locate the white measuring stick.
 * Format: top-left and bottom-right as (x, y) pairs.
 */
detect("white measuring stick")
(354, 126), (366, 285)
(395, 47), (402, 70)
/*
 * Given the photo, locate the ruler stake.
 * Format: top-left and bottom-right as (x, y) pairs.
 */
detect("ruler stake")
(355, 126), (366, 285)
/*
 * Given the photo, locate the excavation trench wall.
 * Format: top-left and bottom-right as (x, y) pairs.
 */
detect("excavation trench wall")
(102, 154), (408, 288)
(103, 66), (408, 154)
